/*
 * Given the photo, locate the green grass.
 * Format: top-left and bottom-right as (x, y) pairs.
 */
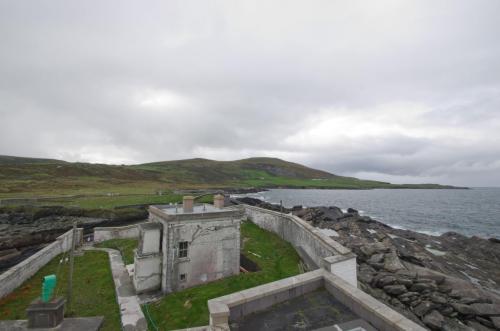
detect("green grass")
(55, 194), (184, 209)
(95, 239), (138, 265)
(143, 220), (302, 330)
(0, 251), (120, 331)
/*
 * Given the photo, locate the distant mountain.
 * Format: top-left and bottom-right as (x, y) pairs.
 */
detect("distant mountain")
(0, 155), (464, 197)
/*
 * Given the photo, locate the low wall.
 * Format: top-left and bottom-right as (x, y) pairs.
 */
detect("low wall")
(208, 269), (426, 331)
(243, 205), (357, 286)
(0, 228), (83, 300)
(93, 224), (140, 242)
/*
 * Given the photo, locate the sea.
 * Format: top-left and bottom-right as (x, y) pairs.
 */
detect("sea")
(236, 188), (500, 239)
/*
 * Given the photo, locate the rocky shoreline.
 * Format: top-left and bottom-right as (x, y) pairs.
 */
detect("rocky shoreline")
(0, 206), (147, 272)
(237, 197), (500, 331)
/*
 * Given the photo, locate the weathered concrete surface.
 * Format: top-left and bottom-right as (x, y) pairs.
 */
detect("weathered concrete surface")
(89, 247), (147, 331)
(133, 223), (163, 293)
(133, 252), (162, 294)
(323, 271), (426, 331)
(231, 289), (360, 330)
(149, 204), (243, 293)
(0, 317), (104, 331)
(0, 228), (83, 300)
(323, 254), (358, 288)
(137, 222), (161, 254)
(208, 269), (426, 331)
(94, 224), (140, 242)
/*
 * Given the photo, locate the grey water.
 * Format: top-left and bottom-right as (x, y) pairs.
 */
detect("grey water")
(240, 188), (500, 239)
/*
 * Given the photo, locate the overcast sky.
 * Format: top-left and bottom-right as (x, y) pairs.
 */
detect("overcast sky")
(1, 1), (499, 186)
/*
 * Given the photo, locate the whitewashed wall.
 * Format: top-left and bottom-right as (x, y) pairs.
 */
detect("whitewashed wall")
(93, 224), (140, 242)
(0, 228), (83, 299)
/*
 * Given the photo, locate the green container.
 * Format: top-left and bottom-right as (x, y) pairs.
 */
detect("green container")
(41, 274), (57, 302)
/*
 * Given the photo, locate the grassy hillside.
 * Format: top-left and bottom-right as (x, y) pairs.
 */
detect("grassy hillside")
(0, 155), (461, 199)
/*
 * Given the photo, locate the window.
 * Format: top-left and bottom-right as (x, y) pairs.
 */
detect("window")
(180, 273), (187, 282)
(178, 241), (188, 258)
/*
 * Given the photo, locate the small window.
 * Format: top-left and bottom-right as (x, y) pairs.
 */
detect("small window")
(178, 241), (188, 258)
(180, 273), (187, 282)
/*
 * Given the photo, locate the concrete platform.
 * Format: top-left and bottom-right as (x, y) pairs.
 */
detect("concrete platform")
(230, 289), (372, 331)
(314, 319), (377, 331)
(0, 316), (104, 331)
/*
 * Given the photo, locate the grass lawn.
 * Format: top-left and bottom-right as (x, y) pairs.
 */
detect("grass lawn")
(53, 194), (183, 209)
(143, 220), (302, 330)
(95, 238), (138, 265)
(0, 251), (121, 331)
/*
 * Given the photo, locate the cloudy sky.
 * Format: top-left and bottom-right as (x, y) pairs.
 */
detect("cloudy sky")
(1, 1), (499, 186)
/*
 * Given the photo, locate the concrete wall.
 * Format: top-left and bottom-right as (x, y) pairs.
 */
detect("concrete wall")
(133, 252), (162, 294)
(208, 269), (426, 331)
(93, 224), (140, 242)
(243, 205), (357, 287)
(323, 255), (358, 288)
(151, 213), (241, 293)
(323, 271), (426, 331)
(0, 228), (83, 300)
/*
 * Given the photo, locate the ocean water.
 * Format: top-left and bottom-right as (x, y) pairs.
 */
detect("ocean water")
(238, 188), (500, 239)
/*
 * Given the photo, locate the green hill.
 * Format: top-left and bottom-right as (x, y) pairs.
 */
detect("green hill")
(0, 155), (462, 198)
(0, 155), (66, 165)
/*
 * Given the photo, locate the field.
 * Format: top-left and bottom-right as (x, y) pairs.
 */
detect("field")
(143, 221), (302, 330)
(0, 251), (121, 331)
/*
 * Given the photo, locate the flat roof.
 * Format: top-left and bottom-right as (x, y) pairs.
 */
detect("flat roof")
(230, 289), (375, 331)
(156, 203), (232, 215)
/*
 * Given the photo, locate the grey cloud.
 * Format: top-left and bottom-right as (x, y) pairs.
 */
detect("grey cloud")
(1, 0), (500, 186)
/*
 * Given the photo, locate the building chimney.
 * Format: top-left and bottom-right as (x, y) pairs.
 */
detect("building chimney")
(183, 196), (194, 213)
(214, 194), (225, 209)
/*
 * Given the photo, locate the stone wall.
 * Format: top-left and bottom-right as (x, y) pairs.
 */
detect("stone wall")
(93, 224), (140, 242)
(243, 204), (357, 287)
(0, 228), (83, 299)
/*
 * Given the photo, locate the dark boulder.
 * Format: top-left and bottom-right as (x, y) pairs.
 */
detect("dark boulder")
(469, 303), (500, 316)
(368, 253), (385, 264)
(466, 320), (495, 331)
(411, 281), (437, 292)
(442, 318), (474, 331)
(384, 285), (407, 296)
(430, 293), (448, 305)
(413, 301), (436, 317)
(451, 303), (476, 315)
(491, 316), (500, 329)
(423, 310), (444, 330)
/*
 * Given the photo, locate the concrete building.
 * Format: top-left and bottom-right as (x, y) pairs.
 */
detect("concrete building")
(133, 195), (244, 294)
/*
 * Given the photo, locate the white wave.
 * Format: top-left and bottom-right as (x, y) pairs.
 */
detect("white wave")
(386, 223), (443, 237)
